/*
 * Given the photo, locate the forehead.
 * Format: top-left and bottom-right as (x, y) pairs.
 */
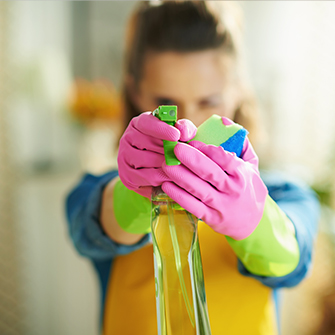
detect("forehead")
(140, 50), (232, 98)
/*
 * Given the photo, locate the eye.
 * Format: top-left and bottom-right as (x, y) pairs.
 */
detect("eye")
(156, 97), (176, 106)
(199, 95), (222, 108)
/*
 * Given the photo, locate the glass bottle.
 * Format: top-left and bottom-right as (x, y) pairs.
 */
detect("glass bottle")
(151, 188), (212, 335)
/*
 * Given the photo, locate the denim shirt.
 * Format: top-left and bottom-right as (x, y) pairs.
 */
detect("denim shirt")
(65, 170), (320, 325)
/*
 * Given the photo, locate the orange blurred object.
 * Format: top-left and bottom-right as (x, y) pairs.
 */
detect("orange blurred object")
(68, 78), (121, 124)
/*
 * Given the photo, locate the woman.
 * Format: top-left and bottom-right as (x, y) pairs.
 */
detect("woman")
(66, 2), (319, 334)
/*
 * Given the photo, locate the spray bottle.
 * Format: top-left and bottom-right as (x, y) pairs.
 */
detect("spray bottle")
(151, 106), (212, 335)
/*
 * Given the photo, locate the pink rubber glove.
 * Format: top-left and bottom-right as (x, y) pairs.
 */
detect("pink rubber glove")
(161, 121), (268, 240)
(118, 112), (196, 198)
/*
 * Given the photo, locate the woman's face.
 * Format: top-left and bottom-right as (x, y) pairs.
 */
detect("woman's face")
(132, 49), (239, 127)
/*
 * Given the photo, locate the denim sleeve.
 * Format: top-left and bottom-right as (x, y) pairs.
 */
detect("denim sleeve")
(237, 171), (320, 288)
(65, 170), (150, 261)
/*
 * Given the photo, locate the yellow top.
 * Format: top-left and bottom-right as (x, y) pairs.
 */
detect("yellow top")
(103, 221), (277, 335)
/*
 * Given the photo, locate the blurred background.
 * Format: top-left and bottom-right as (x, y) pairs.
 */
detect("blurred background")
(1, 1), (335, 335)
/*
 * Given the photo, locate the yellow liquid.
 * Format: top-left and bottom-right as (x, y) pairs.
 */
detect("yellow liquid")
(153, 208), (197, 335)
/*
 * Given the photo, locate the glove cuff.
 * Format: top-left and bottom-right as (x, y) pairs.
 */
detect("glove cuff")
(226, 195), (300, 277)
(113, 179), (152, 234)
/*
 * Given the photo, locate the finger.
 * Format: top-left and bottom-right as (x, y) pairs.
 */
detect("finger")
(120, 145), (165, 169)
(122, 128), (164, 154)
(133, 167), (170, 187)
(118, 162), (170, 189)
(135, 186), (152, 199)
(132, 112), (180, 141)
(162, 162), (221, 206)
(240, 137), (259, 170)
(188, 143), (241, 178)
(221, 116), (234, 126)
(162, 181), (213, 221)
(172, 143), (231, 193)
(220, 117), (259, 168)
(175, 119), (197, 142)
(188, 140), (206, 151)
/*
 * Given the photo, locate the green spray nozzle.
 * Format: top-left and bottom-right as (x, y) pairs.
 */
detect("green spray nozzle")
(153, 105), (180, 166)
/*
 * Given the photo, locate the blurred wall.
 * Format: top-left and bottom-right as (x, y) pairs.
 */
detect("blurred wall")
(71, 1), (136, 85)
(0, 2), (137, 335)
(240, 1), (335, 183)
(0, 3), (23, 334)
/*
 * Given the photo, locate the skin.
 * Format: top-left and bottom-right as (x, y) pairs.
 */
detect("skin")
(101, 49), (239, 244)
(134, 50), (239, 126)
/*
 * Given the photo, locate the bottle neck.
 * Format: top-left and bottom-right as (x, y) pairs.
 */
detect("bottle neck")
(151, 187), (175, 206)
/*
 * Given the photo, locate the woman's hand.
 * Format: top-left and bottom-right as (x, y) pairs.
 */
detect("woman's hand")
(161, 135), (268, 241)
(118, 112), (196, 198)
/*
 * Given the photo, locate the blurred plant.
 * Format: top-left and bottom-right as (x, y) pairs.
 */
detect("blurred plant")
(68, 78), (121, 125)
(312, 184), (333, 208)
(312, 132), (335, 211)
